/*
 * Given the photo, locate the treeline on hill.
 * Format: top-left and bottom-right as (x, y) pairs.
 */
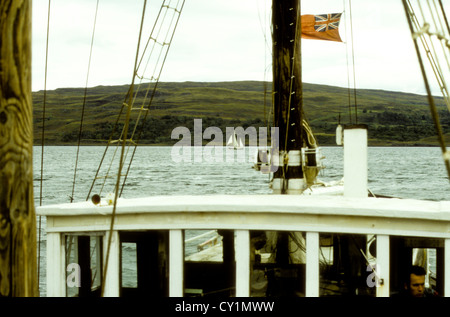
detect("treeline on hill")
(31, 81), (449, 146)
(313, 109), (449, 145)
(60, 115), (267, 145)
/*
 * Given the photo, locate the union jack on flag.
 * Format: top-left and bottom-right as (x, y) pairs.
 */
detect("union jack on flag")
(314, 13), (342, 32)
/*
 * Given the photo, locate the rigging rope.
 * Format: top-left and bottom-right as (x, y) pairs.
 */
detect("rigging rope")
(119, 0), (186, 196)
(413, 0), (450, 110)
(40, 2), (50, 207)
(255, 0), (272, 159)
(86, 0), (185, 200)
(342, 4), (353, 124)
(100, 0), (148, 298)
(440, 0), (450, 35)
(403, 0), (450, 181)
(70, 0), (100, 203)
(99, 0), (186, 296)
(38, 0), (52, 294)
(348, 0), (358, 124)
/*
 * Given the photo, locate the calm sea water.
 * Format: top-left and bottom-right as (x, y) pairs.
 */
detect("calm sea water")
(33, 146), (450, 295)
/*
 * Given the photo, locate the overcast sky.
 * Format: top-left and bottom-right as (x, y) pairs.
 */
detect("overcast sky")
(31, 0), (448, 95)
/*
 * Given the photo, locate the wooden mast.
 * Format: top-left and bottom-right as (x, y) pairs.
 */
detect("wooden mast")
(0, 0), (38, 296)
(272, 0), (304, 194)
(270, 0), (306, 270)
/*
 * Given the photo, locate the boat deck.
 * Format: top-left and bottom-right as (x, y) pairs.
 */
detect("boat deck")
(38, 194), (450, 297)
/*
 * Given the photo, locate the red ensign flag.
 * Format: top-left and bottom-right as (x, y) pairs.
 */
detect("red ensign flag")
(301, 13), (343, 42)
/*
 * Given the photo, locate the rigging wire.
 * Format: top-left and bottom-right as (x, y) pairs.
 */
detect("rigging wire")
(256, 0), (272, 55)
(420, 0), (450, 109)
(430, 0), (450, 108)
(70, 0), (100, 203)
(255, 0), (270, 126)
(439, 0), (450, 35)
(407, 1), (450, 111)
(403, 0), (450, 181)
(86, 0), (185, 200)
(255, 0), (272, 180)
(342, 2), (353, 124)
(348, 0), (358, 124)
(119, 0), (186, 196)
(119, 0), (184, 197)
(38, 0), (52, 293)
(100, 0), (148, 298)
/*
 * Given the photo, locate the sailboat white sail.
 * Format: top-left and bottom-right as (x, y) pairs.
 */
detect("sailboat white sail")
(237, 137), (244, 149)
(227, 132), (243, 150)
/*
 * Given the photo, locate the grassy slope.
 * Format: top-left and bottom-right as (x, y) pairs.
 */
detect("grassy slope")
(31, 81), (449, 146)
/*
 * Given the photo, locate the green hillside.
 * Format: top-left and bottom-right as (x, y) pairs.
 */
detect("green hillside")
(31, 81), (450, 146)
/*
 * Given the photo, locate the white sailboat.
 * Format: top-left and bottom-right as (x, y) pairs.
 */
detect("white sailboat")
(226, 132), (244, 150)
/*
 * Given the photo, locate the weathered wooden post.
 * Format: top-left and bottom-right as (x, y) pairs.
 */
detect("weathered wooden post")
(0, 0), (38, 296)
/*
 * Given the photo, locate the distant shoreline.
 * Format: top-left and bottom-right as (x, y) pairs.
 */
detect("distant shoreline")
(33, 142), (440, 147)
(32, 81), (448, 147)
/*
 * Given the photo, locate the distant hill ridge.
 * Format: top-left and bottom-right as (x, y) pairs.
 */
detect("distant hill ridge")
(32, 81), (449, 146)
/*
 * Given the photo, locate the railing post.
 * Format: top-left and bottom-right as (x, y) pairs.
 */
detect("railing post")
(235, 230), (250, 296)
(376, 235), (390, 297)
(169, 229), (184, 297)
(102, 230), (120, 297)
(445, 238), (450, 297)
(46, 232), (65, 297)
(306, 232), (319, 297)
